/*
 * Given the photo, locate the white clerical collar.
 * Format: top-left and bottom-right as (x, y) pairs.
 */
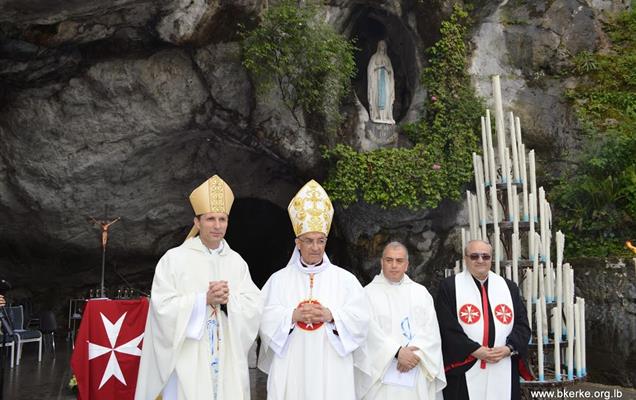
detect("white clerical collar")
(200, 238), (224, 255)
(293, 250), (329, 275)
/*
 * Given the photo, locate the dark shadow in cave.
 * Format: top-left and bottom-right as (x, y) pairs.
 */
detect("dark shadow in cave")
(225, 198), (296, 288)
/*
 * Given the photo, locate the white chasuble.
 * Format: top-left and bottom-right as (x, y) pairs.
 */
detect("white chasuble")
(135, 238), (263, 400)
(455, 270), (513, 400)
(355, 273), (446, 400)
(258, 250), (370, 400)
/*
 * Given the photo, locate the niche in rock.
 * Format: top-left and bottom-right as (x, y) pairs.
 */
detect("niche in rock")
(348, 7), (419, 124)
(225, 198), (296, 288)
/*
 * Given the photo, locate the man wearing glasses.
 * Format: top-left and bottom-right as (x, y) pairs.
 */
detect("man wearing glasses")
(355, 241), (446, 400)
(435, 240), (530, 400)
(258, 180), (370, 400)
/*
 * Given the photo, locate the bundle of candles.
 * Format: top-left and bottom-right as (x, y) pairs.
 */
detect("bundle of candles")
(446, 75), (587, 383)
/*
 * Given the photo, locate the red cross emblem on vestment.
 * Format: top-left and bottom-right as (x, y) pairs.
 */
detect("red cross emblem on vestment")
(458, 303), (481, 324)
(296, 299), (324, 331)
(494, 304), (513, 324)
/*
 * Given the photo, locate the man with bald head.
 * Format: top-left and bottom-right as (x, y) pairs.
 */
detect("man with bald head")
(355, 241), (446, 400)
(435, 240), (530, 400)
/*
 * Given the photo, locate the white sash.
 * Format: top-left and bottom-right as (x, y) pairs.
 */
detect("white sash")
(455, 271), (514, 400)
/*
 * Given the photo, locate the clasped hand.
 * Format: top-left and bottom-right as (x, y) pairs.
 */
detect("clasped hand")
(471, 345), (511, 363)
(397, 346), (420, 372)
(292, 303), (332, 325)
(206, 280), (229, 306)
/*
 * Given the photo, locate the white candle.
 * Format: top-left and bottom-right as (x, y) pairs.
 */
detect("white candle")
(481, 117), (490, 185)
(556, 231), (564, 305)
(492, 75), (507, 182)
(486, 110), (497, 186)
(467, 192), (476, 240)
(539, 262), (548, 342)
(539, 187), (546, 261)
(490, 184), (499, 225)
(532, 234), (539, 301)
(575, 298), (582, 377)
(536, 292), (544, 381)
(512, 232), (519, 284)
(554, 304), (562, 381)
(455, 260), (461, 275)
(509, 112), (520, 182)
(505, 148), (514, 221)
(526, 268), (533, 332)
(505, 264), (512, 280)
(529, 150), (538, 221)
(494, 226), (501, 275)
(512, 187), (519, 236)
(529, 192), (536, 260)
(520, 144), (529, 221)
(461, 228), (467, 271)
(581, 298), (586, 376)
(515, 116), (524, 163)
(567, 302), (574, 380)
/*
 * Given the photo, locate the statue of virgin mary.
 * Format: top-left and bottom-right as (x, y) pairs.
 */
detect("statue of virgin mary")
(367, 40), (395, 124)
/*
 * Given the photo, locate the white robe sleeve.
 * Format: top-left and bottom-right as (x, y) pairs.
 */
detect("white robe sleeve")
(327, 276), (370, 356)
(409, 289), (446, 394)
(258, 274), (295, 360)
(185, 293), (207, 340)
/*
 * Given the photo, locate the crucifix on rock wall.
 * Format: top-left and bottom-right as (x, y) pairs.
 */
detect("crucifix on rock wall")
(89, 210), (120, 297)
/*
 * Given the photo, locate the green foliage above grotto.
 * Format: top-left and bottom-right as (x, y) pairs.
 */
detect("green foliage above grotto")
(553, 9), (636, 257)
(324, 5), (483, 209)
(241, 0), (356, 132)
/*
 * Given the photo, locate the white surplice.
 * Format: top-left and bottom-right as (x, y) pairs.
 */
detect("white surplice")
(355, 272), (446, 400)
(135, 237), (263, 400)
(258, 249), (370, 400)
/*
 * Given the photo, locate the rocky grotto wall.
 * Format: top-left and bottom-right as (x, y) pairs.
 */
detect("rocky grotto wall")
(0, 0), (634, 387)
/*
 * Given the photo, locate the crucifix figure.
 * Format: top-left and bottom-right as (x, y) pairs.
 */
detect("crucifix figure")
(90, 216), (121, 249)
(89, 214), (120, 297)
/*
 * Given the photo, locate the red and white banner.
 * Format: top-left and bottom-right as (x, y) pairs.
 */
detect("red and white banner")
(71, 298), (149, 400)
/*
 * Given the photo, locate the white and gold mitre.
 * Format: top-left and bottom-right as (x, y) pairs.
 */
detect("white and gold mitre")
(288, 180), (333, 237)
(186, 175), (234, 240)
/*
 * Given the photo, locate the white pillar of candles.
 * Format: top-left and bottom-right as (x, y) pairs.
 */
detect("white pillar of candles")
(581, 297), (586, 376)
(520, 143), (529, 221)
(526, 268), (533, 332)
(529, 192), (536, 260)
(512, 232), (519, 284)
(539, 187), (546, 261)
(486, 110), (497, 186)
(536, 293), (544, 381)
(515, 116), (524, 170)
(566, 300), (574, 380)
(490, 184), (499, 226)
(509, 112), (520, 182)
(532, 233), (540, 301)
(494, 226), (501, 275)
(556, 231), (565, 302)
(505, 148), (514, 220)
(480, 118), (490, 185)
(554, 303), (562, 381)
(575, 297), (582, 377)
(461, 228), (467, 270)
(529, 150), (538, 221)
(492, 75), (507, 181)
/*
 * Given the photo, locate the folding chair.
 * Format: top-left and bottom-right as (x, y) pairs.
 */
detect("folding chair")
(6, 305), (42, 365)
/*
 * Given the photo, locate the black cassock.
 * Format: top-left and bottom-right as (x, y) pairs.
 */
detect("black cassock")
(435, 275), (531, 400)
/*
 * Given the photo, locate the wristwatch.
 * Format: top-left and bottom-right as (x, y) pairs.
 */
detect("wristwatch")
(506, 344), (518, 357)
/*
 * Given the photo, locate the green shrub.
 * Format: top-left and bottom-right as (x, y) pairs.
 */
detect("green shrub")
(241, 0), (356, 132)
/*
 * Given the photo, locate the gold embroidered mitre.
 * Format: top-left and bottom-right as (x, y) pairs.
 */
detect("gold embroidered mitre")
(185, 175), (234, 240)
(288, 180), (333, 237)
